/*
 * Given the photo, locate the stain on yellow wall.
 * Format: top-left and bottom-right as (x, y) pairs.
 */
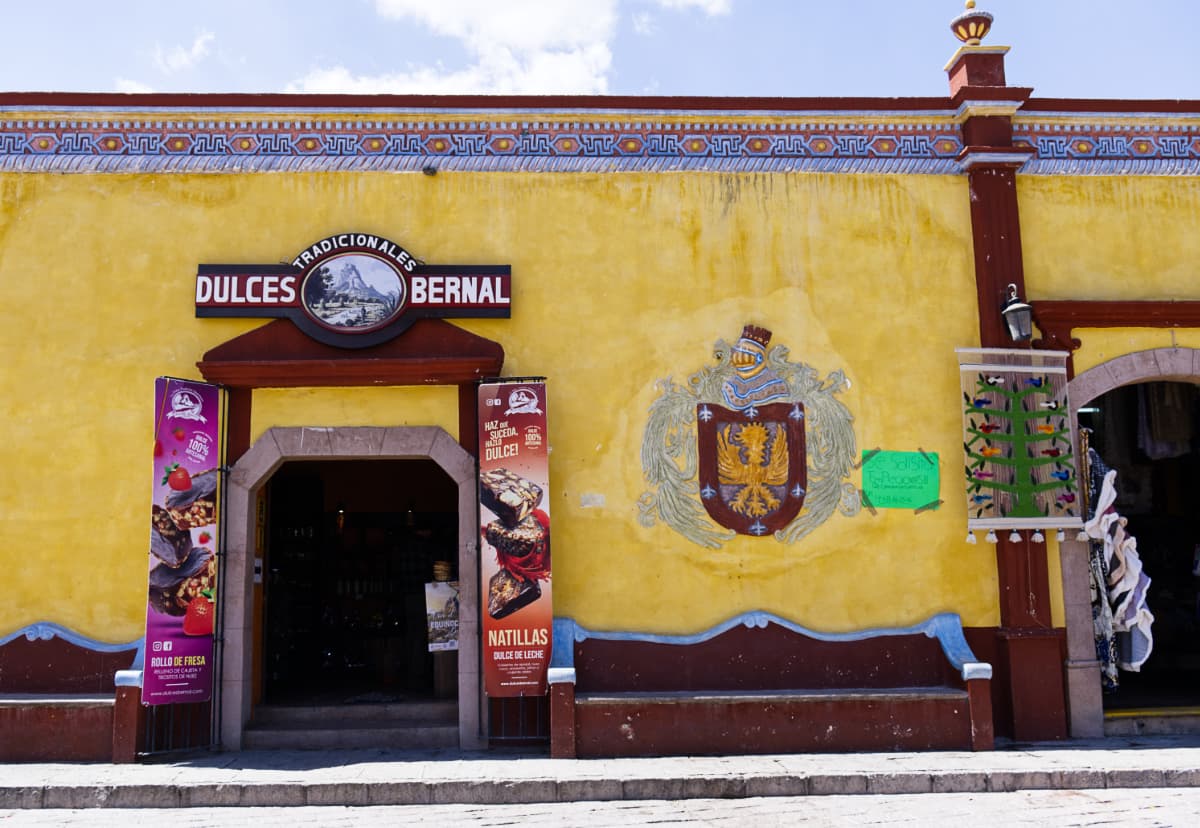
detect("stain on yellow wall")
(1072, 330), (1200, 379)
(0, 165), (1005, 642)
(251, 387), (459, 446)
(1019, 175), (1200, 302)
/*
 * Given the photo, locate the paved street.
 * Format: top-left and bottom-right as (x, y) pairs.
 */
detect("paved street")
(5, 787), (1200, 826)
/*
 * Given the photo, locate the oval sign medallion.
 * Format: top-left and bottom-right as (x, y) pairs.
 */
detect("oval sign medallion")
(300, 252), (406, 332)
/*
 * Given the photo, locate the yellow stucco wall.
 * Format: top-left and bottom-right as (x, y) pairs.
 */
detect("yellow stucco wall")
(1020, 174), (1200, 302)
(251, 387), (459, 445)
(1071, 329), (1200, 380)
(0, 162), (1012, 642)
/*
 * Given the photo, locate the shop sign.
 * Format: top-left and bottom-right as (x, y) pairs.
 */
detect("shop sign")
(478, 379), (552, 697)
(143, 378), (223, 705)
(860, 450), (940, 511)
(195, 233), (511, 348)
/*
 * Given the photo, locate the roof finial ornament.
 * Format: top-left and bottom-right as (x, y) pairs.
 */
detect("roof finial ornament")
(951, 0), (993, 46)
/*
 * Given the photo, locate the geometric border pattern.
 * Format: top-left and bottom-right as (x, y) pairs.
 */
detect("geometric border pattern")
(2, 107), (1199, 175)
(1, 111), (966, 174)
(1014, 115), (1200, 175)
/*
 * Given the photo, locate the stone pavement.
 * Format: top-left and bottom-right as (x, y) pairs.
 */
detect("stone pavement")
(3, 735), (1200, 811)
(7, 789), (1200, 827)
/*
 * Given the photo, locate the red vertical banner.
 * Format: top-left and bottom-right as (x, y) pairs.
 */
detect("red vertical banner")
(478, 380), (552, 697)
(143, 378), (223, 705)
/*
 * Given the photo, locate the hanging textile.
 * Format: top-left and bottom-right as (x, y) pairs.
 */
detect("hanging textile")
(1084, 464), (1155, 671)
(956, 348), (1082, 539)
(1086, 448), (1118, 691)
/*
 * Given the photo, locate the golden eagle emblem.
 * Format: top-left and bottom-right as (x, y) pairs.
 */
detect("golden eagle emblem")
(717, 422), (790, 517)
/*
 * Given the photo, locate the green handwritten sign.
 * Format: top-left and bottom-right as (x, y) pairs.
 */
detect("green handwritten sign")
(861, 450), (940, 510)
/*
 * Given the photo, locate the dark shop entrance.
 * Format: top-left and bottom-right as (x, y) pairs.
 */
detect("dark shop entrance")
(262, 459), (459, 706)
(1079, 381), (1200, 714)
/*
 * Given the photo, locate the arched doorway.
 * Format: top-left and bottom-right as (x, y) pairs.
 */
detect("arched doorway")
(1063, 348), (1200, 736)
(218, 425), (485, 750)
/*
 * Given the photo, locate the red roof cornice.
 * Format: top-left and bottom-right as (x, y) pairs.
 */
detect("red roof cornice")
(0, 91), (956, 113)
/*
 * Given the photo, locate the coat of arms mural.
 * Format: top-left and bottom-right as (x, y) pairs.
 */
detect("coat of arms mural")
(639, 325), (861, 549)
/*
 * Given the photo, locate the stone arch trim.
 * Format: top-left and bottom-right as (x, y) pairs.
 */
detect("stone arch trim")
(1058, 347), (1200, 738)
(1069, 347), (1200, 414)
(219, 425), (483, 750)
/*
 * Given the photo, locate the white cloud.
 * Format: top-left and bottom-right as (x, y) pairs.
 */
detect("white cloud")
(287, 0), (731, 94)
(153, 31), (215, 75)
(114, 78), (155, 93)
(653, 0), (732, 13)
(290, 0), (616, 94)
(374, 0), (617, 54)
(632, 11), (656, 35)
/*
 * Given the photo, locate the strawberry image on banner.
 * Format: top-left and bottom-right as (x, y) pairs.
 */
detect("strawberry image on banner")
(143, 378), (223, 706)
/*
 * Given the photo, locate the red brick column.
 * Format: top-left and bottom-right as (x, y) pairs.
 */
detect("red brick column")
(548, 669), (577, 759)
(111, 685), (144, 764)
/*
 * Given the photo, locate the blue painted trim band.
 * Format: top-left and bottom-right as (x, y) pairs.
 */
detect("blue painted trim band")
(551, 611), (987, 682)
(1, 622), (144, 673)
(0, 154), (965, 175)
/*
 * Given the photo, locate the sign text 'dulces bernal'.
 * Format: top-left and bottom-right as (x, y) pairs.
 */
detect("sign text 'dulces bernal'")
(195, 233), (511, 348)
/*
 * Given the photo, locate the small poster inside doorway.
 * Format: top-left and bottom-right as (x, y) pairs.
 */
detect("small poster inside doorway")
(425, 581), (460, 651)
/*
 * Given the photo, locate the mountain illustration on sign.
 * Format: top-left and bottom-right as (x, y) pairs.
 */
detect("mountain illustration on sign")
(334, 262), (396, 303)
(303, 257), (402, 330)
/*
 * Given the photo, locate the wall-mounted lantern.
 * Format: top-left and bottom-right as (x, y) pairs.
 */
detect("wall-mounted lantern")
(1001, 283), (1033, 342)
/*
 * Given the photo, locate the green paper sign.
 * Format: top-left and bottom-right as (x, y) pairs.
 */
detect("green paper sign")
(861, 450), (940, 510)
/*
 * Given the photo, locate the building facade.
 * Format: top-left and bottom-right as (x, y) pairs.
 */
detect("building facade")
(3, 8), (1200, 760)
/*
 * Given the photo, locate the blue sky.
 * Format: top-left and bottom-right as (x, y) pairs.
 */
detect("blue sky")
(2, 1), (1196, 100)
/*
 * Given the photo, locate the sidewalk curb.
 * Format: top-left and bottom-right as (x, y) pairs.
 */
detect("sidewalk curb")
(6, 765), (1200, 809)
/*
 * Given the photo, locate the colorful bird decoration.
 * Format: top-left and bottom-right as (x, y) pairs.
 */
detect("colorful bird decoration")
(985, 376), (1006, 385)
(972, 494), (994, 503)
(1041, 448), (1062, 457)
(1025, 377), (1044, 388)
(972, 470), (995, 479)
(1057, 492), (1076, 504)
(972, 397), (991, 408)
(981, 446), (1003, 457)
(1040, 401), (1060, 410)
(1050, 470), (1071, 480)
(978, 422), (1001, 433)
(1036, 424), (1056, 434)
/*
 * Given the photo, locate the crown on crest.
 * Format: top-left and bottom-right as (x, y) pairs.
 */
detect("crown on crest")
(739, 325), (772, 349)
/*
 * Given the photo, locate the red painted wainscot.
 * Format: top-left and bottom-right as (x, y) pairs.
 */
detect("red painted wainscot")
(0, 624), (143, 762)
(548, 612), (993, 758)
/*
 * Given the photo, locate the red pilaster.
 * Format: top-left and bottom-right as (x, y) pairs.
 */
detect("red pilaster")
(949, 26), (1068, 742)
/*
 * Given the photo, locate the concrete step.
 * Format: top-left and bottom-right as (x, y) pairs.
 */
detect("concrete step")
(245, 701), (459, 749)
(252, 701), (456, 726)
(1105, 708), (1200, 737)
(243, 720), (459, 750)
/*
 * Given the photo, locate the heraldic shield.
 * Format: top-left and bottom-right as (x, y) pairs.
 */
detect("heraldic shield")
(696, 402), (807, 536)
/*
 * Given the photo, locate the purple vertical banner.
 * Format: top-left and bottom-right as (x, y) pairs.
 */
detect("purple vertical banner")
(143, 378), (223, 705)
